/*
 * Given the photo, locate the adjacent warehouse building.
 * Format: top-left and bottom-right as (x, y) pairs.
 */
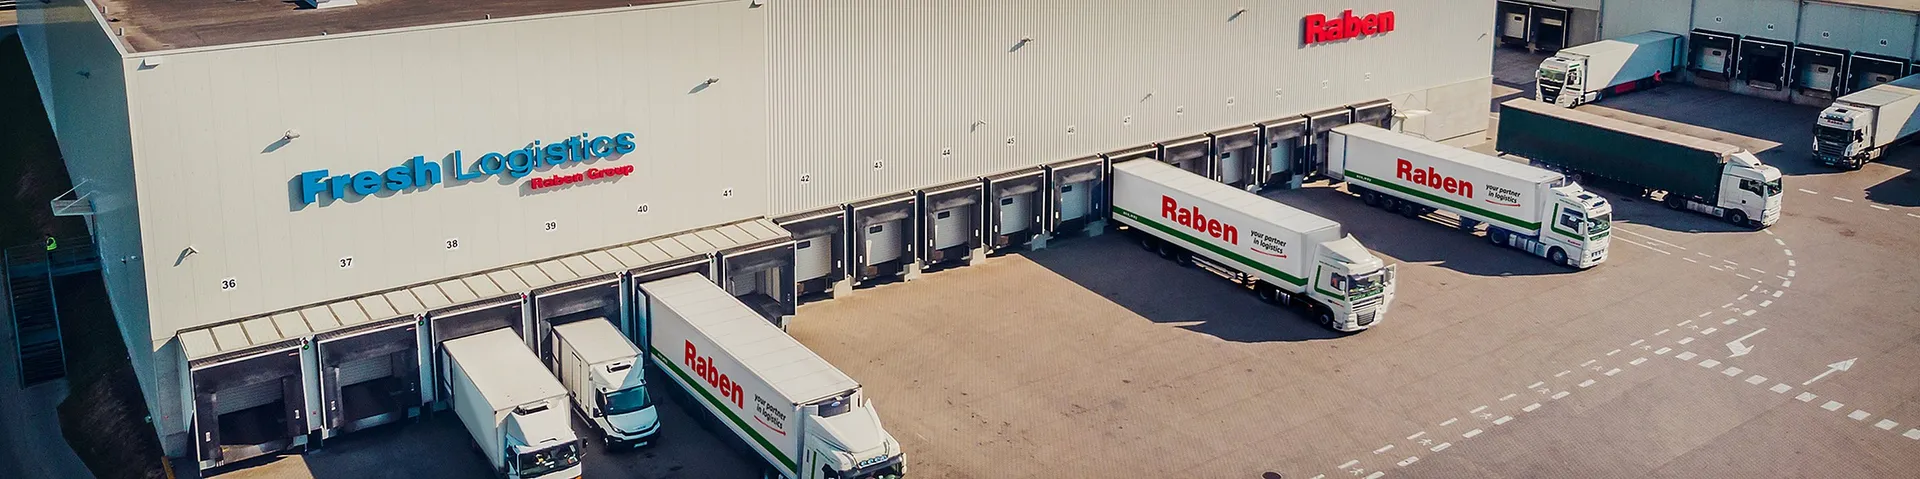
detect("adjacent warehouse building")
(16, 0), (1495, 468)
(1498, 0), (1920, 105)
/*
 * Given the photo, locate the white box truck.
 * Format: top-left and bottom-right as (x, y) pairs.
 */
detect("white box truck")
(643, 273), (905, 479)
(442, 329), (585, 479)
(1813, 73), (1920, 169)
(551, 318), (660, 448)
(1327, 124), (1613, 269)
(1537, 31), (1683, 107)
(1110, 159), (1396, 332)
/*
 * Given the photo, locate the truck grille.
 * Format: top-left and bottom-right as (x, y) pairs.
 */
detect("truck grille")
(1356, 310), (1376, 327)
(1815, 140), (1849, 158)
(1351, 295), (1384, 327)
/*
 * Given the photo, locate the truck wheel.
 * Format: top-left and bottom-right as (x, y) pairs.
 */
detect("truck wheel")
(1549, 247), (1569, 267)
(1726, 210), (1749, 228)
(1256, 284), (1279, 304)
(1399, 202), (1421, 218)
(1139, 235), (1157, 252)
(1317, 309), (1338, 331)
(1156, 242), (1176, 260)
(1488, 228), (1507, 246)
(1360, 189), (1380, 207)
(1663, 194), (1686, 210)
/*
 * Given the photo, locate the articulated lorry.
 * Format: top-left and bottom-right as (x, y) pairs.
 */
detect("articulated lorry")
(551, 319), (660, 448)
(1537, 31), (1684, 107)
(1813, 73), (1920, 169)
(1498, 98), (1782, 228)
(1111, 159), (1396, 332)
(1327, 124), (1612, 269)
(644, 273), (905, 479)
(443, 329), (585, 479)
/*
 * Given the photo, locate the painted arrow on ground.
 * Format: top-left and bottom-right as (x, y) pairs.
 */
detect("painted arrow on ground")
(1726, 328), (1766, 358)
(1802, 358), (1858, 386)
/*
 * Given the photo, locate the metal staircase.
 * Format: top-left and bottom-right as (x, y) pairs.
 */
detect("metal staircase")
(5, 237), (99, 387)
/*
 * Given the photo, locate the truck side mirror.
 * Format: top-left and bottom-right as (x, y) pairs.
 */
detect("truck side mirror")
(591, 407), (603, 418)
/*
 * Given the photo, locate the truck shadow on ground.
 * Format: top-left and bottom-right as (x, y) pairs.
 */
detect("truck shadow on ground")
(1260, 185), (1580, 277)
(1021, 234), (1348, 343)
(1587, 85), (1834, 177)
(1575, 182), (1754, 235)
(1865, 152), (1920, 207)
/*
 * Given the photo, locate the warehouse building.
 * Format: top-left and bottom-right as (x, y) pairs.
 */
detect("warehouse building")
(1498, 0), (1920, 105)
(17, 0), (1494, 468)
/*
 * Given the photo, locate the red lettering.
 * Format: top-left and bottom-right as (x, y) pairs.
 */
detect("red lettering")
(683, 340), (744, 409)
(1394, 158), (1474, 200)
(1303, 10), (1395, 44)
(1154, 196), (1241, 245)
(1443, 177), (1457, 194)
(1303, 14), (1327, 43)
(1162, 196), (1178, 220)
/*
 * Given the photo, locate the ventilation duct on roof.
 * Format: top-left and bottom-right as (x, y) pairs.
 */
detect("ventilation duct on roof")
(297, 0), (358, 9)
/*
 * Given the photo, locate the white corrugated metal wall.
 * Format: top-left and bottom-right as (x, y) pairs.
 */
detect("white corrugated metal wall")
(1799, 2), (1918, 57)
(1691, 0), (1800, 39)
(1600, 0), (1695, 39)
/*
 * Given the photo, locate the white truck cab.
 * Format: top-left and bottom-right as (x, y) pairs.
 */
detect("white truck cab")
(551, 319), (660, 448)
(1700, 153), (1783, 227)
(503, 403), (586, 479)
(800, 393), (905, 479)
(1543, 184), (1613, 269)
(1313, 236), (1396, 332)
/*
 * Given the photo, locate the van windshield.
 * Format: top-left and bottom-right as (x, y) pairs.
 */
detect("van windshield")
(517, 441), (581, 478)
(605, 386), (652, 416)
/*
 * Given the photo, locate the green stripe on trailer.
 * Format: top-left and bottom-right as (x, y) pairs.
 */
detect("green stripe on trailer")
(1348, 171), (1541, 231)
(650, 349), (798, 473)
(1113, 206), (1307, 287)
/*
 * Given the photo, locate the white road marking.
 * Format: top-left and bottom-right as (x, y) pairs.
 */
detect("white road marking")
(1631, 339), (1646, 346)
(1743, 310), (1757, 316)
(1723, 259), (1738, 266)
(1555, 370), (1572, 378)
(1787, 270), (1796, 277)
(1697, 252), (1713, 258)
(1605, 368), (1622, 376)
(1733, 296), (1746, 302)
(1799, 188), (1819, 195)
(1905, 429), (1920, 440)
(1463, 429), (1483, 438)
(1872, 205), (1891, 211)
(1551, 391), (1571, 400)
(1724, 318), (1739, 325)
(1910, 213), (1920, 219)
(1772, 290), (1783, 298)
(1736, 274), (1753, 280)
(1684, 257), (1699, 263)
(1676, 351), (1695, 360)
(1656, 329), (1671, 336)
(1750, 268), (1766, 274)
(1876, 420), (1899, 431)
(1759, 300), (1771, 308)
(1398, 456), (1420, 467)
(1784, 249), (1793, 256)
(1471, 405), (1488, 414)
(1581, 359), (1597, 367)
(1431, 442), (1451, 452)
(1770, 384), (1793, 394)
(1788, 259), (1796, 267)
(1700, 359), (1722, 368)
(1721, 302), (1735, 308)
(1655, 348), (1671, 355)
(1631, 357), (1648, 365)
(1523, 403), (1541, 412)
(1493, 416), (1513, 425)
(1833, 196), (1854, 203)
(1702, 327), (1718, 335)
(1699, 311), (1714, 318)
(1607, 349), (1621, 356)
(1407, 431), (1426, 440)
(1526, 381), (1546, 390)
(1339, 460), (1360, 469)
(1366, 472), (1385, 479)
(1823, 401), (1844, 411)
(1783, 280), (1792, 288)
(1678, 337), (1695, 344)
(1775, 238), (1786, 246)
(1311, 475), (1325, 479)
(1617, 238), (1672, 255)
(1765, 229), (1775, 235)
(1499, 393), (1517, 401)
(1440, 418), (1458, 426)
(1797, 392), (1817, 402)
(1374, 444), (1395, 454)
(1618, 229), (1686, 249)
(1723, 367), (1743, 377)
(1850, 410), (1872, 421)
(1578, 379), (1596, 388)
(1746, 375), (1767, 385)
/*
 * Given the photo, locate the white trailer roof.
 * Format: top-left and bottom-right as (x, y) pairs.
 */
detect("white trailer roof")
(1334, 123), (1563, 185)
(179, 218), (789, 361)
(1113, 159), (1341, 236)
(444, 329), (568, 412)
(1560, 31), (1678, 57)
(553, 319), (639, 365)
(1838, 75), (1920, 108)
(648, 274), (858, 404)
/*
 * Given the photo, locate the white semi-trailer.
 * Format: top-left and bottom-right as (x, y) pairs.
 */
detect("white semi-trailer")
(442, 329), (585, 479)
(1327, 124), (1613, 269)
(1536, 31), (1684, 107)
(1111, 159), (1396, 332)
(551, 319), (661, 448)
(643, 273), (905, 479)
(1813, 73), (1920, 169)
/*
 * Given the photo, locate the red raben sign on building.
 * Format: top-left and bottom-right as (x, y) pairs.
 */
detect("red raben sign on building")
(1303, 10), (1396, 45)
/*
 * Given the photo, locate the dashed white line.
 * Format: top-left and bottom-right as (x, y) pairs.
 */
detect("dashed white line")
(1745, 375), (1768, 385)
(1905, 429), (1920, 440)
(1721, 302), (1735, 308)
(1699, 359), (1721, 368)
(1463, 429), (1484, 439)
(1772, 290), (1783, 298)
(1440, 418), (1458, 426)
(1759, 300), (1772, 307)
(1499, 393), (1517, 401)
(1797, 392), (1818, 402)
(1697, 252), (1713, 258)
(1605, 368), (1622, 376)
(1374, 444), (1396, 454)
(1770, 384), (1793, 394)
(1431, 442), (1451, 452)
(1799, 188), (1820, 195)
(1783, 280), (1792, 288)
(1724, 318), (1739, 325)
(1722, 367), (1743, 377)
(1743, 310), (1757, 316)
(1578, 379), (1597, 388)
(1339, 459), (1360, 469)
(1365, 472), (1385, 479)
(1784, 249), (1793, 256)
(1823, 401), (1844, 411)
(1701, 328), (1718, 335)
(1749, 268), (1766, 274)
(1551, 391), (1571, 400)
(1788, 259), (1796, 267)
(1407, 431), (1427, 440)
(1787, 270), (1796, 277)
(1723, 259), (1739, 266)
(1656, 329), (1671, 336)
(1616, 238), (1672, 254)
(1581, 359), (1598, 367)
(1607, 349), (1622, 356)
(1311, 474), (1325, 479)
(1523, 403), (1541, 412)
(1699, 311), (1713, 318)
(1872, 205), (1891, 211)
(1876, 420), (1899, 431)
(1910, 213), (1920, 219)
(1833, 197), (1854, 203)
(1676, 351), (1696, 360)
(1493, 416), (1513, 425)
(1398, 456), (1420, 467)
(1684, 257), (1699, 263)
(1736, 274), (1753, 280)
(1555, 370), (1572, 378)
(1630, 357), (1648, 365)
(1631, 339), (1646, 346)
(1775, 238), (1787, 246)
(1470, 405), (1488, 414)
(1526, 381), (1546, 390)
(1850, 410), (1872, 421)
(1678, 337), (1695, 344)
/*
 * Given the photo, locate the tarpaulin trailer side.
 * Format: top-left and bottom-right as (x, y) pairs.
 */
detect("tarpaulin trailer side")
(849, 193), (917, 286)
(776, 207), (849, 302)
(919, 179), (985, 271)
(984, 167), (1046, 254)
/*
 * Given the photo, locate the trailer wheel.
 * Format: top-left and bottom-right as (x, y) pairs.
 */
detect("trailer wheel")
(1256, 284), (1279, 304)
(1398, 202), (1421, 218)
(1549, 247), (1569, 267)
(1726, 209), (1749, 228)
(1663, 194), (1686, 210)
(1139, 235), (1158, 252)
(1488, 228), (1508, 246)
(1156, 242), (1178, 260)
(1360, 189), (1381, 207)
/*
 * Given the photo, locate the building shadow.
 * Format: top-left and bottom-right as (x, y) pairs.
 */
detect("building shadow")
(1865, 157), (1920, 207)
(1019, 234), (1348, 344)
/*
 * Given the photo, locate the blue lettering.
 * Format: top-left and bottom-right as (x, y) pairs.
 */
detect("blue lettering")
(589, 136), (614, 158)
(412, 156), (441, 188)
(478, 152), (505, 175)
(506, 150), (534, 178)
(351, 171), (382, 196)
(384, 165), (411, 189)
(330, 174), (352, 200)
(298, 170), (330, 205)
(613, 133), (636, 155)
(544, 143), (568, 165)
(564, 137), (583, 163)
(451, 151), (483, 181)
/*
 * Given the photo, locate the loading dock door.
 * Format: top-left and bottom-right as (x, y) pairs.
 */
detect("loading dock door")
(1848, 54), (1907, 93)
(1738, 38), (1791, 91)
(1159, 136), (1213, 179)
(865, 222), (904, 264)
(425, 297), (522, 405)
(794, 237), (832, 284)
(316, 318), (420, 434)
(629, 258), (712, 352)
(533, 278), (621, 363)
(190, 344), (306, 469)
(1048, 156), (1112, 237)
(985, 168), (1045, 253)
(720, 241), (796, 325)
(1690, 31), (1738, 80)
(1792, 46), (1847, 98)
(1307, 108), (1354, 181)
(850, 195), (915, 284)
(1260, 116), (1309, 189)
(775, 208), (848, 299)
(921, 181), (984, 267)
(1213, 126), (1261, 190)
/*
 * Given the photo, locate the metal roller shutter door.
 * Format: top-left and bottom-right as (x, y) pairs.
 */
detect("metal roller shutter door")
(338, 355), (395, 386)
(215, 379), (284, 415)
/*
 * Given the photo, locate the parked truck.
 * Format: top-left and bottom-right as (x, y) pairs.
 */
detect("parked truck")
(643, 273), (905, 479)
(442, 329), (585, 479)
(1813, 73), (1920, 169)
(1110, 159), (1396, 332)
(1327, 124), (1612, 269)
(1498, 98), (1782, 228)
(551, 318), (660, 448)
(1537, 31), (1684, 107)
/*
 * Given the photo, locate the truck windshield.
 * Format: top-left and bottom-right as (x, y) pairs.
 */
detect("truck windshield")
(1587, 213), (1612, 237)
(605, 386), (652, 416)
(1539, 69), (1566, 84)
(1765, 179), (1783, 196)
(1814, 125), (1855, 144)
(1348, 270), (1386, 298)
(517, 441), (581, 478)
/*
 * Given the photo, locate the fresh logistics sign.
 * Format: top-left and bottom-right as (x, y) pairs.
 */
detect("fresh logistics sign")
(1302, 9), (1395, 45)
(294, 132), (636, 205)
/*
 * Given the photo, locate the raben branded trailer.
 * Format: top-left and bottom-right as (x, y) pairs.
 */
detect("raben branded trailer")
(1326, 124), (1613, 269)
(1498, 99), (1782, 228)
(1813, 73), (1920, 169)
(1110, 159), (1396, 332)
(1536, 31), (1683, 107)
(551, 318), (660, 448)
(643, 274), (905, 479)
(442, 329), (584, 479)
